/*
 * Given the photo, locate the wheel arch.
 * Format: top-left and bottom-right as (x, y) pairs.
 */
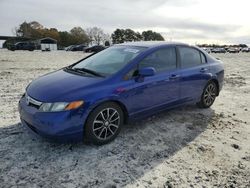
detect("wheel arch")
(209, 78), (220, 96)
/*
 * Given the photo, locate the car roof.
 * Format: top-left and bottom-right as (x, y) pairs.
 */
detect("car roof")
(15, 42), (27, 44)
(116, 41), (189, 48)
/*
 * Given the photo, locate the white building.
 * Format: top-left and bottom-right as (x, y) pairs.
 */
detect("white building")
(40, 37), (57, 51)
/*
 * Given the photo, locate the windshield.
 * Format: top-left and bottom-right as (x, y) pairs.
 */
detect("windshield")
(72, 46), (146, 76)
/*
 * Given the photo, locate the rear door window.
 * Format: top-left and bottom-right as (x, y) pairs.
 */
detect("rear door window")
(179, 47), (203, 68)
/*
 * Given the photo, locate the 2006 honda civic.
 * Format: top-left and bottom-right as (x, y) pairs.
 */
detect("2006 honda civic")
(18, 42), (224, 145)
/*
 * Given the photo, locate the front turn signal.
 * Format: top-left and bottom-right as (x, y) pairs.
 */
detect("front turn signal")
(65, 101), (84, 110)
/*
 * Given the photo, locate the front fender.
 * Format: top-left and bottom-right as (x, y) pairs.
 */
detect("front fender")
(87, 94), (128, 113)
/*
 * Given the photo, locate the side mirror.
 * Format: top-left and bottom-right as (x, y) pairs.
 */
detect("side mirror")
(138, 67), (156, 77)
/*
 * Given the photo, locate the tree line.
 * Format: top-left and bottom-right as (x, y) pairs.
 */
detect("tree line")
(3, 21), (165, 48)
(198, 43), (248, 48)
(111, 29), (164, 43)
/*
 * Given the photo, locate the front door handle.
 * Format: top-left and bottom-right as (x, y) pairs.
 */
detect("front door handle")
(200, 68), (208, 73)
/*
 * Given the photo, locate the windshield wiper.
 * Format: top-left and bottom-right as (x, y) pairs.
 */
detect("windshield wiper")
(72, 67), (104, 77)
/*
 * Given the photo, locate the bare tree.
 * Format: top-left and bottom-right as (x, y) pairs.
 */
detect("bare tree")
(103, 33), (111, 45)
(12, 27), (18, 36)
(86, 27), (106, 45)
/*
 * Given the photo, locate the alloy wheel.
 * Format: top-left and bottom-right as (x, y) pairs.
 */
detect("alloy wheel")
(92, 108), (120, 140)
(203, 83), (217, 106)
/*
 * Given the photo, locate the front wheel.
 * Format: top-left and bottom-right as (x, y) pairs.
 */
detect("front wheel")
(198, 81), (218, 108)
(84, 102), (124, 145)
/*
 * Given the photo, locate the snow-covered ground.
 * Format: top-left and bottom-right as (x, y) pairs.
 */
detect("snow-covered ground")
(0, 49), (249, 187)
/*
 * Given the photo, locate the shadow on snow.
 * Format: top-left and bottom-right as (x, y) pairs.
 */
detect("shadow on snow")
(0, 105), (215, 187)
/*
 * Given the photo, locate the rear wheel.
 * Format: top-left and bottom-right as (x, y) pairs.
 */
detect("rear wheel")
(84, 102), (124, 145)
(198, 81), (218, 108)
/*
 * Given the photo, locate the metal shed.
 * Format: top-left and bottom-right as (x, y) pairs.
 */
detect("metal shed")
(40, 37), (57, 51)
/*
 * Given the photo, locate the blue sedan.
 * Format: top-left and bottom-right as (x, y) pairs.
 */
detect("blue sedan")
(18, 42), (224, 144)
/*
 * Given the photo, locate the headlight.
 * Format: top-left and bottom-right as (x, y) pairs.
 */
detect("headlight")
(39, 101), (84, 112)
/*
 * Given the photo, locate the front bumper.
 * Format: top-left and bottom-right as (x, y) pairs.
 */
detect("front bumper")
(18, 96), (88, 142)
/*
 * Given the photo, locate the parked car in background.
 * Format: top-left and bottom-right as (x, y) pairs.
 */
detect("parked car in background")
(19, 41), (224, 144)
(202, 47), (211, 53)
(84, 45), (106, 53)
(9, 42), (35, 51)
(227, 48), (240, 53)
(71, 44), (87, 51)
(65, 45), (75, 51)
(211, 48), (226, 53)
(241, 47), (250, 52)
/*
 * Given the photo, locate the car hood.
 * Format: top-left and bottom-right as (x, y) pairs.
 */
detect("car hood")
(27, 69), (103, 102)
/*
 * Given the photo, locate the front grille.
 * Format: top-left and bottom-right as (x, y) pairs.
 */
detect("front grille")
(29, 103), (40, 109)
(25, 93), (42, 109)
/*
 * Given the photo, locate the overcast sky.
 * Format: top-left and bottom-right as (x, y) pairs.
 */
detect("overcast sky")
(0, 0), (250, 45)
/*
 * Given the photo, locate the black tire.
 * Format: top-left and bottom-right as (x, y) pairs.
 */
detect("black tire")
(84, 102), (124, 145)
(197, 81), (218, 108)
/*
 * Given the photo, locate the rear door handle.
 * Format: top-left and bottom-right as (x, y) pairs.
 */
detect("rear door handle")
(169, 74), (180, 80)
(200, 68), (208, 73)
